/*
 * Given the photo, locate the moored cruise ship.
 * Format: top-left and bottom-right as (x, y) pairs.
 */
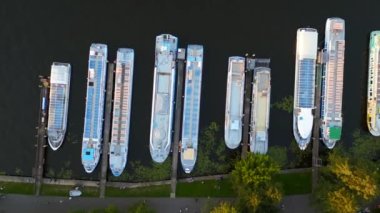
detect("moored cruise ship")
(149, 34), (178, 163)
(47, 62), (71, 150)
(293, 28), (318, 150)
(367, 31), (380, 136)
(81, 44), (108, 173)
(109, 48), (134, 176)
(250, 59), (271, 154)
(180, 45), (203, 173)
(320, 18), (345, 149)
(225, 57), (245, 149)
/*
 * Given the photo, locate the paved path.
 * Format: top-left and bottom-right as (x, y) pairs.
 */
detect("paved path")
(281, 194), (316, 213)
(0, 168), (311, 189)
(0, 194), (315, 213)
(0, 194), (230, 213)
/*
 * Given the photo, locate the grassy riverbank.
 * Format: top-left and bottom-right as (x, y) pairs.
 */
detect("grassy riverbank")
(0, 181), (34, 195)
(106, 185), (170, 197)
(275, 171), (312, 195)
(176, 171), (311, 197)
(41, 184), (99, 197)
(177, 179), (234, 197)
(0, 171), (311, 197)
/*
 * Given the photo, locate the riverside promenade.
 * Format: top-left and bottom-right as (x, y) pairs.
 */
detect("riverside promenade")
(0, 168), (310, 190)
(0, 194), (315, 213)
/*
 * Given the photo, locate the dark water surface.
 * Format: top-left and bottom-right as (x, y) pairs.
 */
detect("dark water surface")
(0, 0), (377, 178)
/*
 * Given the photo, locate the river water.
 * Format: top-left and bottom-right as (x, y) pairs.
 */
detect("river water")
(0, 0), (375, 178)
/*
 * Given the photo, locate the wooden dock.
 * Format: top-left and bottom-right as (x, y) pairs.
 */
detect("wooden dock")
(312, 51), (323, 192)
(33, 76), (50, 196)
(241, 56), (255, 158)
(99, 63), (115, 198)
(170, 48), (186, 198)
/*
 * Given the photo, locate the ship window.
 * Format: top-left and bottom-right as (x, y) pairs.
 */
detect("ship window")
(371, 80), (373, 84)
(86, 151), (90, 155)
(89, 82), (94, 87)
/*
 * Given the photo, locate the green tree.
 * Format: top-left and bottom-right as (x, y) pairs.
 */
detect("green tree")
(289, 140), (312, 168)
(104, 204), (119, 213)
(272, 95), (293, 113)
(351, 130), (380, 163)
(267, 146), (288, 169)
(313, 140), (379, 213)
(57, 161), (73, 179)
(326, 187), (358, 213)
(231, 153), (282, 212)
(210, 202), (237, 213)
(193, 122), (236, 176)
(14, 168), (23, 176)
(128, 201), (155, 213)
(46, 168), (55, 178)
(110, 158), (171, 182)
(350, 130), (380, 185)
(328, 152), (377, 200)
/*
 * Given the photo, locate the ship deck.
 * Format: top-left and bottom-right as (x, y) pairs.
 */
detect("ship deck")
(250, 63), (271, 154)
(82, 43), (107, 173)
(47, 62), (71, 150)
(109, 48), (134, 176)
(225, 57), (245, 149)
(367, 32), (380, 136)
(181, 45), (203, 173)
(255, 70), (270, 131)
(321, 18), (345, 146)
(150, 34), (178, 163)
(293, 28), (318, 149)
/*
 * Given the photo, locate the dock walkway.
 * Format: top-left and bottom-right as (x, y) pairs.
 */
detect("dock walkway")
(312, 51), (323, 192)
(33, 76), (50, 196)
(99, 63), (115, 198)
(170, 48), (186, 198)
(241, 56), (255, 158)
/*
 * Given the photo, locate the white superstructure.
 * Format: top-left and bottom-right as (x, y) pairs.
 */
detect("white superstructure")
(47, 62), (71, 150)
(224, 57), (245, 149)
(293, 28), (318, 150)
(109, 48), (134, 176)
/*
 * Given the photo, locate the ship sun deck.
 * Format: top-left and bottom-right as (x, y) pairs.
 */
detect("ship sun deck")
(225, 57), (245, 149)
(150, 34), (178, 163)
(321, 18), (345, 147)
(81, 44), (107, 173)
(181, 45), (203, 173)
(296, 59), (315, 108)
(47, 63), (71, 150)
(152, 73), (171, 147)
(293, 28), (318, 149)
(255, 72), (270, 131)
(110, 48), (134, 176)
(294, 59), (315, 145)
(368, 32), (380, 136)
(250, 67), (271, 154)
(182, 59), (202, 148)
